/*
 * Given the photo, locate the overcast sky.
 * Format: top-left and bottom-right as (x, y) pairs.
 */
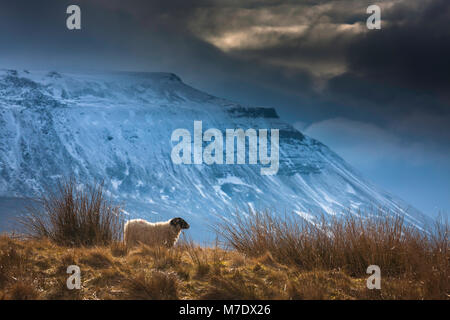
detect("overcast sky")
(0, 0), (449, 218)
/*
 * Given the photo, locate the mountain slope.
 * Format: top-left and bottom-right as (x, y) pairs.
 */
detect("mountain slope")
(0, 69), (430, 240)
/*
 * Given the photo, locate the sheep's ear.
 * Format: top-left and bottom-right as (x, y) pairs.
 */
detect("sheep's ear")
(170, 219), (178, 227)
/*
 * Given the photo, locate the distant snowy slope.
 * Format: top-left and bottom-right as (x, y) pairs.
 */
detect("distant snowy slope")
(0, 69), (430, 240)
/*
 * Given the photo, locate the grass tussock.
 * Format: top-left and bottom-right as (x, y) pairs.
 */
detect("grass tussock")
(0, 210), (448, 300)
(18, 178), (124, 247)
(79, 249), (113, 269)
(2, 281), (40, 300)
(123, 271), (179, 300)
(217, 210), (449, 299)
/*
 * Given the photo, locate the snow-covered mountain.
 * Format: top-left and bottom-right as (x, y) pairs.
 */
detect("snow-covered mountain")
(0, 69), (430, 241)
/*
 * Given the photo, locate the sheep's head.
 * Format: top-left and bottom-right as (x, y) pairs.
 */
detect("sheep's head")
(170, 217), (190, 231)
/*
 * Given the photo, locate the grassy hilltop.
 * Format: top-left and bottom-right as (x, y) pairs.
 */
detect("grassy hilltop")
(0, 180), (448, 300)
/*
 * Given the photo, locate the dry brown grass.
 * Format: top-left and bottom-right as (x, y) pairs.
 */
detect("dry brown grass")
(217, 210), (449, 299)
(79, 249), (113, 269)
(123, 271), (179, 300)
(1, 281), (40, 300)
(17, 178), (124, 247)
(0, 211), (448, 300)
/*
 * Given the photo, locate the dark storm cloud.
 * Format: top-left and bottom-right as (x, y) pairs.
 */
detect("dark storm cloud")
(0, 0), (448, 129)
(1, 0), (448, 146)
(1, 1), (445, 99)
(344, 0), (450, 102)
(320, 0), (450, 161)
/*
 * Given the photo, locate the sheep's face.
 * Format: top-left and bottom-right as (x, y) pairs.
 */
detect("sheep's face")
(170, 217), (190, 230)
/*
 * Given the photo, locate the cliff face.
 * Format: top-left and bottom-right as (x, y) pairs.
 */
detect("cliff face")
(0, 69), (429, 240)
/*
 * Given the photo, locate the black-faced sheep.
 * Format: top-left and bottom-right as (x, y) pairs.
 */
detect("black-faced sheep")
(124, 217), (190, 248)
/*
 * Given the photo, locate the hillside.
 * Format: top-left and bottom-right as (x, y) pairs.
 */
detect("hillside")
(0, 69), (431, 240)
(0, 236), (447, 300)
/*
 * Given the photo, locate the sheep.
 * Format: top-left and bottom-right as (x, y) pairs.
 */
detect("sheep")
(124, 217), (190, 248)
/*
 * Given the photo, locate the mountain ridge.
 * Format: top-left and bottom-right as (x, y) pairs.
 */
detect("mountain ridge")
(0, 69), (430, 240)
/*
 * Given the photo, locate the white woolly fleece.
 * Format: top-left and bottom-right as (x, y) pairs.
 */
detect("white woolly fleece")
(124, 218), (183, 248)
